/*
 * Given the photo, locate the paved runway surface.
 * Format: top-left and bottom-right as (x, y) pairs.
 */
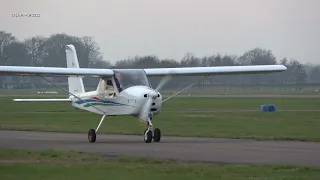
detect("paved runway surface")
(1, 130), (320, 167)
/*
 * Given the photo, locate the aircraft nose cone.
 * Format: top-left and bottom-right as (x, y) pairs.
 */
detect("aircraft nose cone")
(149, 91), (158, 98)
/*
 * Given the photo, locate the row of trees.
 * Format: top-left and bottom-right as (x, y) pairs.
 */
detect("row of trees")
(0, 31), (319, 89)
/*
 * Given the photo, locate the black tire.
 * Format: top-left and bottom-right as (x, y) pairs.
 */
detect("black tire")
(144, 129), (153, 143)
(153, 128), (161, 142)
(88, 129), (96, 143)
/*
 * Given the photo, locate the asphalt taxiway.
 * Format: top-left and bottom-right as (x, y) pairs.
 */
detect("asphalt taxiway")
(0, 130), (320, 167)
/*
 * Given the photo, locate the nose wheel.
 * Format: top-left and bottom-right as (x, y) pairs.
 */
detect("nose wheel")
(144, 129), (153, 143)
(144, 119), (161, 143)
(144, 128), (161, 143)
(153, 128), (161, 142)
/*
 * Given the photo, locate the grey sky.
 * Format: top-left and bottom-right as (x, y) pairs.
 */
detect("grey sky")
(1, 0), (319, 64)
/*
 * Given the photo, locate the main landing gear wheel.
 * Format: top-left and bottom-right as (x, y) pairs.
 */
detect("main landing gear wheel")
(153, 128), (161, 142)
(144, 129), (153, 143)
(88, 129), (96, 143)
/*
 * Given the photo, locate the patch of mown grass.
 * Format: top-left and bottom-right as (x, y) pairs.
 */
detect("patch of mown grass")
(0, 149), (320, 180)
(1, 97), (320, 141)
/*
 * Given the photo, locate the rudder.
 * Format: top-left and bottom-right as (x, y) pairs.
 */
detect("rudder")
(66, 45), (85, 94)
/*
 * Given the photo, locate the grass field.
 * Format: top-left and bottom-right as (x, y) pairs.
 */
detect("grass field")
(0, 96), (319, 141)
(1, 90), (319, 179)
(0, 148), (319, 180)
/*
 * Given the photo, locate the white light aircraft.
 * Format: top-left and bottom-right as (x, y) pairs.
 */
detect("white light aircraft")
(0, 45), (287, 143)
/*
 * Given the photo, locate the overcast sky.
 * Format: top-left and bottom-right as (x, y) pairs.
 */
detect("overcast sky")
(1, 0), (319, 64)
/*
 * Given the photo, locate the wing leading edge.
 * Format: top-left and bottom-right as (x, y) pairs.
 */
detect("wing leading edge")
(0, 65), (287, 77)
(143, 65), (287, 77)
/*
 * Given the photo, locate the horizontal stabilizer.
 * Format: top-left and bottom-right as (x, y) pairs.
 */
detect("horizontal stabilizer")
(13, 99), (71, 102)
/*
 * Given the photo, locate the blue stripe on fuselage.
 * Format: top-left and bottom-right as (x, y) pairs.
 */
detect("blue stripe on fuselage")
(74, 99), (126, 106)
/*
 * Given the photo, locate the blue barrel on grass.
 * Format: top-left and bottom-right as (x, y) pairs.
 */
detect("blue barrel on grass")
(260, 104), (269, 112)
(268, 104), (276, 112)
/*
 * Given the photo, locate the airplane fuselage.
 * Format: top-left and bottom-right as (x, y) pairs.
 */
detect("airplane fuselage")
(70, 85), (163, 122)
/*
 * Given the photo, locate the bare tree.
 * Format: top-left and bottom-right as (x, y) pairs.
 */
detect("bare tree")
(0, 31), (17, 65)
(238, 48), (276, 65)
(24, 36), (47, 66)
(81, 36), (103, 68)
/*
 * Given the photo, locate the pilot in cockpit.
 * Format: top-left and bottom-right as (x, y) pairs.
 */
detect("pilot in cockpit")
(106, 78), (122, 92)
(106, 79), (113, 86)
(104, 79), (115, 97)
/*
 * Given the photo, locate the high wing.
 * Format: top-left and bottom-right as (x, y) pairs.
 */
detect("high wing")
(0, 66), (113, 77)
(0, 64), (286, 78)
(143, 65), (287, 77)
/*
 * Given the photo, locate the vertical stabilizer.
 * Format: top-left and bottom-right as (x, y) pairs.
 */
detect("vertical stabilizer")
(65, 45), (85, 94)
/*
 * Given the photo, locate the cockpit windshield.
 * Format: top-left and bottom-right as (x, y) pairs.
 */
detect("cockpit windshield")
(113, 69), (150, 91)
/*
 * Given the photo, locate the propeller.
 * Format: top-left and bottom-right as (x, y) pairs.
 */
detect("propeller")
(154, 75), (172, 92)
(139, 94), (154, 121)
(139, 75), (173, 121)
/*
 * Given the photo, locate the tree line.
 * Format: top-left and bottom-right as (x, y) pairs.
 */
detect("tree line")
(0, 30), (319, 90)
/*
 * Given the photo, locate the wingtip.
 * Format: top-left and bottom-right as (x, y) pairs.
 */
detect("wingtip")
(281, 65), (288, 70)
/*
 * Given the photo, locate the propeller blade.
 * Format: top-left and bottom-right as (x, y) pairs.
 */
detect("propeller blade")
(155, 75), (172, 92)
(139, 96), (153, 121)
(139, 75), (172, 121)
